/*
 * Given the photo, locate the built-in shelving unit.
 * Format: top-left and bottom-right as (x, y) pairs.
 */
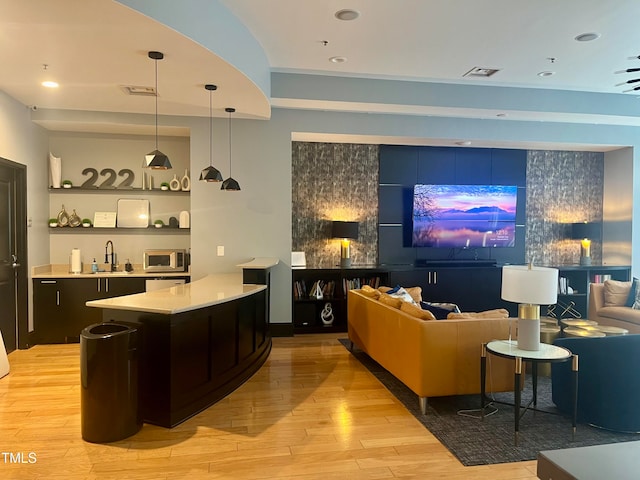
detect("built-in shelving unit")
(292, 267), (388, 334)
(48, 227), (189, 234)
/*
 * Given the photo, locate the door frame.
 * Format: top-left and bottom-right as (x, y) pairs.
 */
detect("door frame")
(0, 157), (29, 350)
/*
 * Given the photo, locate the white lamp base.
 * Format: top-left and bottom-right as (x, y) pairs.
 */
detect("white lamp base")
(517, 304), (541, 351)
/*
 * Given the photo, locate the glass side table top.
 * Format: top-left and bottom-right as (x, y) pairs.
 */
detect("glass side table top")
(486, 339), (572, 361)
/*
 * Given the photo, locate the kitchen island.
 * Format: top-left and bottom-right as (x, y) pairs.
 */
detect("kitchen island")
(86, 268), (274, 428)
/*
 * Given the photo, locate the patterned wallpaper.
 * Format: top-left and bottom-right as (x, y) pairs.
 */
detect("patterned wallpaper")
(292, 142), (379, 268)
(526, 150), (603, 266)
(292, 144), (604, 268)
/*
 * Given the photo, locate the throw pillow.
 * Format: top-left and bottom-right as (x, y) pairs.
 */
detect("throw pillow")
(625, 277), (640, 307)
(603, 279), (632, 307)
(420, 301), (461, 320)
(360, 285), (381, 298)
(405, 286), (423, 304)
(387, 286), (417, 305)
(632, 285), (640, 310)
(400, 301), (436, 320)
(379, 293), (402, 309)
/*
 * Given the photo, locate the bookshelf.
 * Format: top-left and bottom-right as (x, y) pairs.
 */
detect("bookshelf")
(292, 267), (388, 334)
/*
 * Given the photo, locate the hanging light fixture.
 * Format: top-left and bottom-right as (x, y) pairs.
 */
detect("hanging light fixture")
(143, 51), (172, 170)
(221, 107), (241, 191)
(199, 84), (223, 182)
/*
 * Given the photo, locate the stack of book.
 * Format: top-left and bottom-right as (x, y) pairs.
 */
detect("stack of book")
(592, 274), (612, 284)
(558, 277), (572, 294)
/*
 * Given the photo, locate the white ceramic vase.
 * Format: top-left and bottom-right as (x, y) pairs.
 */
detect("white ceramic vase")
(49, 153), (62, 188)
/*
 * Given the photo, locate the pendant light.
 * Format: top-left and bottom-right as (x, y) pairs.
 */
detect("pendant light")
(221, 107), (241, 191)
(199, 84), (223, 182)
(143, 51), (172, 170)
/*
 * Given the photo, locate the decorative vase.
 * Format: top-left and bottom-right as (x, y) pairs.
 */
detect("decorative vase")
(180, 169), (191, 191)
(169, 175), (180, 191)
(49, 153), (62, 188)
(321, 302), (334, 325)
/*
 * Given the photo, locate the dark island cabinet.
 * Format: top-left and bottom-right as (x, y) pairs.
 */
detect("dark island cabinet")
(33, 277), (146, 344)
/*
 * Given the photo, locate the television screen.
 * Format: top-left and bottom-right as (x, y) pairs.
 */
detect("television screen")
(412, 184), (517, 248)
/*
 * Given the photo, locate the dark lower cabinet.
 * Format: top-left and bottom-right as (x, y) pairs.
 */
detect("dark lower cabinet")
(387, 267), (512, 314)
(33, 277), (146, 344)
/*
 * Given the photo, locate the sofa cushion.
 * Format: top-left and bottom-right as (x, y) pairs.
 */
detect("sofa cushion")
(379, 293), (403, 309)
(360, 285), (381, 298)
(447, 308), (509, 319)
(603, 279), (632, 307)
(400, 301), (436, 320)
(598, 306), (640, 325)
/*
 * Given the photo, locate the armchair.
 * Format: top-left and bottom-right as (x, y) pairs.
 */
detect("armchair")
(552, 335), (640, 432)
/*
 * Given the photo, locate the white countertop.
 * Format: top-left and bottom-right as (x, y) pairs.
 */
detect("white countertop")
(32, 264), (190, 278)
(236, 257), (279, 269)
(86, 273), (266, 314)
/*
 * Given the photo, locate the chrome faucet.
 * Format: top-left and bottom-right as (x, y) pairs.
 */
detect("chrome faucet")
(105, 240), (116, 271)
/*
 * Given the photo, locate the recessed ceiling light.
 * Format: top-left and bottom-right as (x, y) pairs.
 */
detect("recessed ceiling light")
(538, 71), (555, 77)
(575, 32), (601, 42)
(329, 56), (347, 64)
(41, 81), (59, 88)
(335, 9), (360, 21)
(455, 141), (471, 146)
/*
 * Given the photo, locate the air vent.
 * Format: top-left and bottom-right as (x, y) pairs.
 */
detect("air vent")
(463, 67), (500, 78)
(120, 85), (156, 96)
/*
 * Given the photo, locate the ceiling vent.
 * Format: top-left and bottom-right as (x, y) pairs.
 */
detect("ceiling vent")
(463, 67), (500, 78)
(120, 85), (157, 96)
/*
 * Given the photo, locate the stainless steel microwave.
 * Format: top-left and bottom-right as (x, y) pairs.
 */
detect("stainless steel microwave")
(143, 249), (187, 272)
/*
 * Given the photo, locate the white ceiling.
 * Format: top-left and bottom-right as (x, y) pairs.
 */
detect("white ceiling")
(221, 0), (640, 94)
(2, 0), (640, 149)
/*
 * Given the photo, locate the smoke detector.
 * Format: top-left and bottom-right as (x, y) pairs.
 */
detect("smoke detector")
(120, 85), (157, 96)
(463, 67), (500, 78)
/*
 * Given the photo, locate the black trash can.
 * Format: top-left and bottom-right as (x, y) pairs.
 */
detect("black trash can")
(80, 322), (142, 443)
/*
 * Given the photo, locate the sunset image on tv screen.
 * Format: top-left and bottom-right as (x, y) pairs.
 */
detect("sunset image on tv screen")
(412, 184), (517, 248)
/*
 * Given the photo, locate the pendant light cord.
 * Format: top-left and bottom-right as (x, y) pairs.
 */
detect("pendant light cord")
(154, 58), (158, 150)
(228, 110), (232, 177)
(209, 90), (213, 167)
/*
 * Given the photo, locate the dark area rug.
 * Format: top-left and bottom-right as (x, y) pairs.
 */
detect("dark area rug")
(339, 338), (639, 466)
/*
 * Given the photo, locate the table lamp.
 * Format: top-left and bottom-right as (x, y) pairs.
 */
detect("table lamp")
(331, 221), (359, 268)
(571, 222), (600, 266)
(501, 264), (558, 351)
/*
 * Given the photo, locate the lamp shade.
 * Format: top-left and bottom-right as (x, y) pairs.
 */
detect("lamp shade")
(571, 222), (601, 240)
(501, 265), (558, 305)
(331, 221), (359, 239)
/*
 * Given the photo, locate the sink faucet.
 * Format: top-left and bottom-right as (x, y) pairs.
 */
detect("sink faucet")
(105, 240), (116, 272)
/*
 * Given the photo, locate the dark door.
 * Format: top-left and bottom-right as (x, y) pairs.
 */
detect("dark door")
(0, 158), (28, 352)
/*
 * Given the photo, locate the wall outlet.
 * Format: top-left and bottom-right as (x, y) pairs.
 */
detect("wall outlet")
(217, 246), (224, 256)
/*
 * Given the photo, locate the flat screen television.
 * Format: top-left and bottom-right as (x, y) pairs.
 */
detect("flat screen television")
(412, 184), (517, 248)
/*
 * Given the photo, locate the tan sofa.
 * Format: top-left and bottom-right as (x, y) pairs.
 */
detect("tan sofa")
(347, 289), (516, 414)
(588, 282), (640, 333)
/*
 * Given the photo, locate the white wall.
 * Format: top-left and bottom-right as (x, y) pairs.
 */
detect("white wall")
(0, 91), (50, 330)
(603, 147), (634, 269)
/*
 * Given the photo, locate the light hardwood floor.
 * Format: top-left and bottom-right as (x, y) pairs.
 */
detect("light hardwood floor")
(0, 333), (538, 479)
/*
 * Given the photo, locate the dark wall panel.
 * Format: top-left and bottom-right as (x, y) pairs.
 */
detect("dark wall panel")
(378, 145), (527, 266)
(454, 148), (492, 184)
